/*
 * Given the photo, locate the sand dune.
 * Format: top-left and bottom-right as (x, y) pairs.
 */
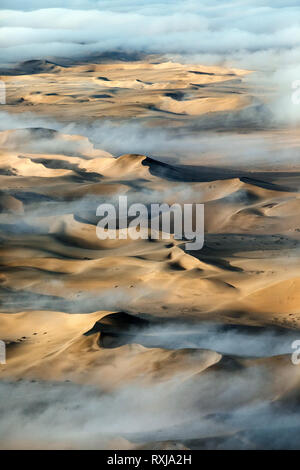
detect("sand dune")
(0, 60), (251, 125)
(1, 56), (300, 450)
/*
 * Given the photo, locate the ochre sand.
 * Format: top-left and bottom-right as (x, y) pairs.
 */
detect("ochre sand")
(1, 60), (250, 122)
(1, 58), (300, 449)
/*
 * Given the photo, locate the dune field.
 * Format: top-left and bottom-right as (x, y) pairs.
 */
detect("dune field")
(1, 1), (300, 451)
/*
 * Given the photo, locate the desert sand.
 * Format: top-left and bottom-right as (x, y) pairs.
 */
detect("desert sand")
(1, 55), (300, 450)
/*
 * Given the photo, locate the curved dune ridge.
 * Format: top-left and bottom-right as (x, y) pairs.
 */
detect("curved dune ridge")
(1, 55), (300, 449)
(1, 128), (300, 324)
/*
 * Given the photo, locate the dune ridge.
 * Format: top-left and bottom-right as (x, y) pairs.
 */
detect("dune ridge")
(1, 57), (300, 449)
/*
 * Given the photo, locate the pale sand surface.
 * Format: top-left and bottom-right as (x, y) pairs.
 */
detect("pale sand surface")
(0, 60), (250, 122)
(1, 57), (300, 449)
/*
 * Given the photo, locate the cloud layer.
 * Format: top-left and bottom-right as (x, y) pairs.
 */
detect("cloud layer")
(0, 1), (299, 72)
(1, 1), (299, 125)
(1, 111), (300, 168)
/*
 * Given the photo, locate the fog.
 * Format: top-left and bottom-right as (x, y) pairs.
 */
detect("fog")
(1, 2), (300, 71)
(0, 2), (299, 127)
(1, 361), (300, 449)
(1, 0), (300, 451)
(115, 321), (300, 358)
(1, 113), (300, 169)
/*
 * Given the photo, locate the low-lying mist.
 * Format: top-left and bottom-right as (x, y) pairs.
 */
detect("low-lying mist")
(1, 361), (300, 449)
(98, 320), (300, 358)
(1, 112), (300, 169)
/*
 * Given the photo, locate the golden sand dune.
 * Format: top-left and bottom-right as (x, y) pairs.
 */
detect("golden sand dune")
(0, 128), (300, 327)
(1, 58), (300, 449)
(0, 310), (222, 388)
(1, 60), (251, 123)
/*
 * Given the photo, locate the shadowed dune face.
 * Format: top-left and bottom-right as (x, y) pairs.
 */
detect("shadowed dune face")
(84, 312), (300, 357)
(1, 49), (300, 450)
